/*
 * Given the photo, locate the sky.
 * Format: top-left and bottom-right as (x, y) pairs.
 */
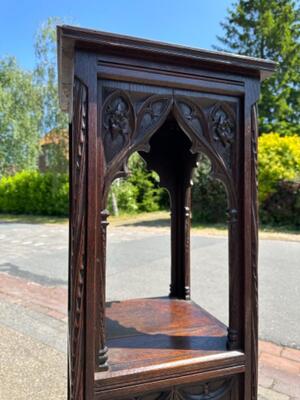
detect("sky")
(0, 0), (232, 71)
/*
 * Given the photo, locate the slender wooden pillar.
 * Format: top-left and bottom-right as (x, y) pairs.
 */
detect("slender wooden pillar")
(170, 184), (192, 300)
(227, 206), (240, 350)
(97, 209), (109, 370)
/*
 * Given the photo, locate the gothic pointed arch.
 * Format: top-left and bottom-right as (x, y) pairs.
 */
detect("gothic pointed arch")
(101, 90), (237, 212)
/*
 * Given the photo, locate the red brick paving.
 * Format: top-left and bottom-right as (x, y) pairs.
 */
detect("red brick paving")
(0, 272), (67, 320)
(1, 272), (299, 398)
(259, 340), (300, 398)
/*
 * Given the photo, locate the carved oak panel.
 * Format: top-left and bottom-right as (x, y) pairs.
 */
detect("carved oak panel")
(102, 90), (135, 164)
(124, 377), (238, 400)
(99, 81), (239, 212)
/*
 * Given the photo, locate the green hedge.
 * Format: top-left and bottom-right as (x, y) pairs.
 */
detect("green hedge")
(1, 133), (299, 227)
(0, 170), (68, 216)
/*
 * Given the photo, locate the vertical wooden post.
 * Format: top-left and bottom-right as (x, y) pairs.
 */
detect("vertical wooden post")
(69, 77), (87, 400)
(97, 209), (109, 370)
(250, 102), (259, 400)
(72, 51), (101, 400)
(227, 206), (240, 351)
(243, 79), (260, 400)
(169, 184), (192, 300)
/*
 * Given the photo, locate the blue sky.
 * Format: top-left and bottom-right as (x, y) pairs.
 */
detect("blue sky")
(0, 0), (232, 71)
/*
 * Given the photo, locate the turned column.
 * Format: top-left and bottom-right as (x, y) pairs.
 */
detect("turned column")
(169, 184), (192, 300)
(96, 209), (109, 370)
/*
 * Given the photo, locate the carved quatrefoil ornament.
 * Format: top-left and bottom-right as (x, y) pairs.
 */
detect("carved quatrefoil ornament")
(102, 91), (134, 164)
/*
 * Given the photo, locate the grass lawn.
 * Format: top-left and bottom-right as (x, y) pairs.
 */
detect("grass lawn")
(0, 211), (299, 241)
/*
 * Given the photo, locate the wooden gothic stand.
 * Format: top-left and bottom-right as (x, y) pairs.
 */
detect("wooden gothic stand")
(57, 26), (275, 400)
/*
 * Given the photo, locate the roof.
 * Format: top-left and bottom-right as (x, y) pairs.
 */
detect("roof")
(40, 128), (68, 146)
(57, 25), (277, 114)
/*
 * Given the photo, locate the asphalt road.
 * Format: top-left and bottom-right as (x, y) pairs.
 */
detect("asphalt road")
(0, 222), (299, 348)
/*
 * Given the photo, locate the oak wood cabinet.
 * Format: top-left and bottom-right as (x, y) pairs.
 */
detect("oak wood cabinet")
(57, 25), (276, 400)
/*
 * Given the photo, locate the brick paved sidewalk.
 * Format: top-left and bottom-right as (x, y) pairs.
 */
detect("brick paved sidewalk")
(0, 273), (299, 400)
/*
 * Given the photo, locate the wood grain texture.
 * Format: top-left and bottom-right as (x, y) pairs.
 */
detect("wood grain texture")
(57, 25), (276, 112)
(93, 298), (245, 399)
(69, 77), (87, 400)
(105, 297), (228, 371)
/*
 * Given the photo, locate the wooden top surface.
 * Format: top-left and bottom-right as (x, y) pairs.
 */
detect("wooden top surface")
(58, 25), (276, 76)
(95, 297), (245, 394)
(57, 25), (276, 113)
(105, 297), (228, 371)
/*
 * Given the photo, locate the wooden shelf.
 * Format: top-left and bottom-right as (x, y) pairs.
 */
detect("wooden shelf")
(94, 298), (245, 398)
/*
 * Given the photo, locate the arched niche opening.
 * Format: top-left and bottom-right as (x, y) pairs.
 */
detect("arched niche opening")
(105, 112), (200, 304)
(190, 153), (229, 326)
(102, 109), (237, 375)
(105, 152), (171, 302)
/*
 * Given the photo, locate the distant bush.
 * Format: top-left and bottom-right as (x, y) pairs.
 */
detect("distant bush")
(191, 154), (227, 224)
(258, 133), (300, 203)
(260, 180), (300, 227)
(108, 153), (166, 214)
(0, 170), (68, 216)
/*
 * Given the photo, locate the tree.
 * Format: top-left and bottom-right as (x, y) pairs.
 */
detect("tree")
(0, 57), (42, 175)
(34, 17), (68, 133)
(216, 0), (300, 135)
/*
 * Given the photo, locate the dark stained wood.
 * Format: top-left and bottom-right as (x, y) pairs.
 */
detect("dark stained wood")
(59, 25), (276, 400)
(58, 26), (276, 113)
(250, 102), (259, 400)
(95, 373), (243, 400)
(69, 77), (87, 400)
(102, 298), (241, 373)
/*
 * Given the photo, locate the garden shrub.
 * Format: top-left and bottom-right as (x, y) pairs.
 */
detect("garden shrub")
(0, 170), (68, 216)
(108, 180), (139, 214)
(258, 133), (300, 203)
(108, 153), (166, 215)
(260, 180), (300, 227)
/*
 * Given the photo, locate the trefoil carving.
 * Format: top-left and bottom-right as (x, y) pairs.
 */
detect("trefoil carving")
(211, 105), (234, 147)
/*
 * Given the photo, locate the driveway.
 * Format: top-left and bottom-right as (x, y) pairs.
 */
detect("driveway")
(0, 221), (299, 348)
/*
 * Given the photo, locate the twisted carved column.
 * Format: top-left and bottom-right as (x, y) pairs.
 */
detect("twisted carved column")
(69, 77), (87, 400)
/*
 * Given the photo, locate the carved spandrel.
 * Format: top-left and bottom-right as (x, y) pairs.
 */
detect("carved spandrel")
(101, 88), (238, 216)
(175, 99), (206, 142)
(209, 103), (236, 169)
(102, 91), (134, 165)
(135, 95), (172, 150)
